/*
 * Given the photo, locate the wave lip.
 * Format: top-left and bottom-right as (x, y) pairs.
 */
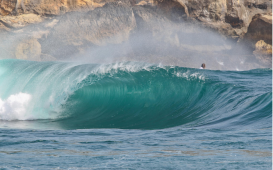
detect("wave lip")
(0, 59), (272, 130)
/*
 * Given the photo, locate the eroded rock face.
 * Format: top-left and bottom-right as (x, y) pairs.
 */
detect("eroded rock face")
(253, 40), (272, 67)
(176, 0), (271, 38)
(0, 0), (17, 16)
(0, 0), (271, 68)
(39, 1), (136, 59)
(15, 39), (41, 61)
(0, 0), (110, 16)
(244, 13), (272, 45)
(241, 13), (272, 67)
(0, 14), (43, 28)
(134, 0), (272, 67)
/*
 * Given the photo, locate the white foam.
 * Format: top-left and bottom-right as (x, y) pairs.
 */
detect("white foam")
(176, 71), (205, 81)
(0, 93), (32, 120)
(94, 62), (154, 74)
(217, 61), (224, 66)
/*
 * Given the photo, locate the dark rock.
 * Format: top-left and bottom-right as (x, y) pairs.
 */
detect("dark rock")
(39, 0), (136, 59)
(0, 0), (271, 68)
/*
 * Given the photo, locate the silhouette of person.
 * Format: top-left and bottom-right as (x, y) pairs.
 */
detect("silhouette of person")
(200, 63), (205, 69)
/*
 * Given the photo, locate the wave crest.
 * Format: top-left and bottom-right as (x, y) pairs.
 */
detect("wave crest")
(0, 59), (271, 129)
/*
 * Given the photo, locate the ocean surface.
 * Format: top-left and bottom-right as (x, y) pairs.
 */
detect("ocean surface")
(0, 59), (271, 169)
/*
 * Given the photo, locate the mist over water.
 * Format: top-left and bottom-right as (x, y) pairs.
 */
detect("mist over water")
(0, 5), (271, 129)
(0, 0), (270, 131)
(0, 4), (272, 169)
(0, 5), (262, 71)
(0, 59), (271, 130)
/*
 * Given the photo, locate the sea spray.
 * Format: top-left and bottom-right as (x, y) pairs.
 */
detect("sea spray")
(0, 59), (271, 129)
(0, 93), (32, 120)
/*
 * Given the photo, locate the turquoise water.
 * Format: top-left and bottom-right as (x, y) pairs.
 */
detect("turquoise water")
(0, 59), (271, 169)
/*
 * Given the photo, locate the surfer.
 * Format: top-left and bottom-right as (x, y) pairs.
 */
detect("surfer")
(200, 63), (205, 69)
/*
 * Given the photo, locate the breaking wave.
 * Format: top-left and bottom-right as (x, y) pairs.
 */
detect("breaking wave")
(0, 59), (271, 129)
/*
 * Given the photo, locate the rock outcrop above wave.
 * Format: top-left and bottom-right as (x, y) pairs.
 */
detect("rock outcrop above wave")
(0, 0), (271, 69)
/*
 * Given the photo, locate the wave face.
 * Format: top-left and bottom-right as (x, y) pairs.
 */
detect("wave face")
(0, 59), (271, 129)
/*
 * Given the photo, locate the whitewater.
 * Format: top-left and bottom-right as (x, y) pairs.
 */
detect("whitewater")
(0, 59), (271, 169)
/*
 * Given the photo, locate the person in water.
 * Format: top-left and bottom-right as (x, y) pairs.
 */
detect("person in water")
(200, 63), (205, 69)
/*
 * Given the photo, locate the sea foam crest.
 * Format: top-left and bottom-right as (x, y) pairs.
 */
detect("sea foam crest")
(0, 93), (32, 120)
(94, 62), (155, 74)
(176, 71), (205, 81)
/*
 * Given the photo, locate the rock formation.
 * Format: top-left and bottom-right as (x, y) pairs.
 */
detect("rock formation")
(0, 0), (271, 69)
(15, 38), (41, 61)
(253, 40), (272, 66)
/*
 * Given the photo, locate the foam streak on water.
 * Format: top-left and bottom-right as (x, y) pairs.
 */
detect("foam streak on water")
(0, 59), (271, 169)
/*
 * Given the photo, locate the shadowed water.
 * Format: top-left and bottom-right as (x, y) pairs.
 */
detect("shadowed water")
(0, 59), (271, 169)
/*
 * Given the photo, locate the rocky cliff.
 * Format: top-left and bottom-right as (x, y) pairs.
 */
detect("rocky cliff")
(0, 0), (271, 69)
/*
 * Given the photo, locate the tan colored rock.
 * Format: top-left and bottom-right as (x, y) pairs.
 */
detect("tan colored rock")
(0, 0), (108, 16)
(259, 13), (272, 24)
(243, 13), (272, 47)
(44, 19), (59, 28)
(39, 1), (136, 58)
(253, 40), (272, 66)
(255, 40), (272, 55)
(0, 0), (270, 39)
(136, 1), (149, 6)
(0, 0), (17, 16)
(15, 39), (41, 61)
(0, 14), (43, 28)
(0, 0), (271, 67)
(157, 0), (271, 38)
